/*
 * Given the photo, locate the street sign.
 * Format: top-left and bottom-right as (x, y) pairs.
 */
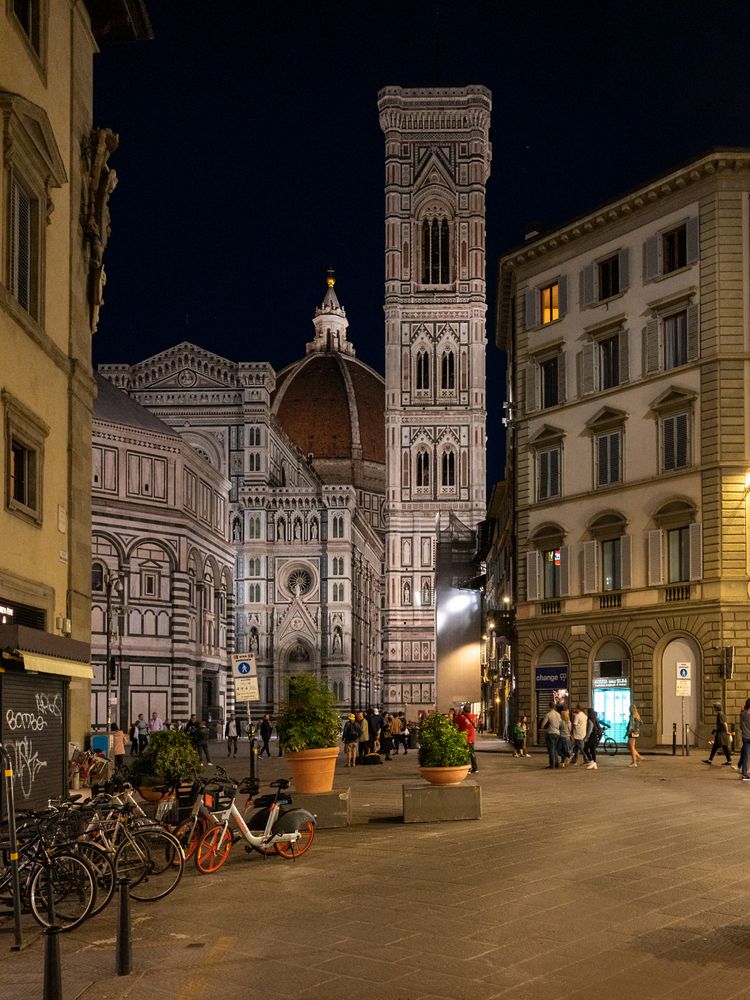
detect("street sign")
(232, 654), (260, 701)
(676, 663), (691, 680)
(676, 678), (691, 697)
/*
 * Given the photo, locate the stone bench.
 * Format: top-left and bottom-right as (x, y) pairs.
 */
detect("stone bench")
(402, 780), (482, 823)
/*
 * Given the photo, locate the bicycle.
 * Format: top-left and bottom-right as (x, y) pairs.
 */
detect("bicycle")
(195, 777), (316, 874)
(598, 721), (618, 756)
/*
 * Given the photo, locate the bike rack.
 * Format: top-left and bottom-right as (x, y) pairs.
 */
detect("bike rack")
(0, 743), (24, 949)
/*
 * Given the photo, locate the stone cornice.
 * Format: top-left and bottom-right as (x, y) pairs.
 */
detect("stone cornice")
(501, 151), (750, 270)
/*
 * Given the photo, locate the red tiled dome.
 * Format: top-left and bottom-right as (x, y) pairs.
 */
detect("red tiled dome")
(272, 353), (385, 474)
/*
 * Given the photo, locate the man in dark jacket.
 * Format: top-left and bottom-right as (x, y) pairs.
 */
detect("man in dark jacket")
(368, 708), (382, 754)
(703, 701), (734, 766)
(259, 714), (273, 757)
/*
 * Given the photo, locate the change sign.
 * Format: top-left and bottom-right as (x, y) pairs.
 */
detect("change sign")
(232, 653), (260, 702)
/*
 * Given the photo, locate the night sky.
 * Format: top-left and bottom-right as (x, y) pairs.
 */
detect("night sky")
(92, 0), (750, 487)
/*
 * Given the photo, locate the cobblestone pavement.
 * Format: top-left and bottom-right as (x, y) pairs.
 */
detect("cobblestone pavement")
(3, 740), (750, 1000)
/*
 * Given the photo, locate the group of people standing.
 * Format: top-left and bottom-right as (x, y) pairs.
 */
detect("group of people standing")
(537, 702), (643, 770)
(341, 709), (411, 766)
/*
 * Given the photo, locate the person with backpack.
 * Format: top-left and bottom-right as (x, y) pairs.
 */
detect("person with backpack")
(585, 707), (601, 770)
(342, 714), (361, 767)
(454, 704), (478, 773)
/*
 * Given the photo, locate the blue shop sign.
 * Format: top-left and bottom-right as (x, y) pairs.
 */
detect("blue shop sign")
(536, 667), (568, 689)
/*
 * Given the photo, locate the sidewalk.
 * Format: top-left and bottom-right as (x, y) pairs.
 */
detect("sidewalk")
(4, 748), (750, 1000)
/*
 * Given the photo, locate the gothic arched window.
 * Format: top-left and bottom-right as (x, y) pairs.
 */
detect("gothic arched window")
(91, 562), (104, 592)
(421, 216), (450, 284)
(441, 350), (455, 390)
(416, 450), (430, 487)
(441, 451), (456, 487)
(416, 351), (430, 391)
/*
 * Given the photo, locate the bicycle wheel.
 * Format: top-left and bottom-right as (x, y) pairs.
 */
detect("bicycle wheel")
(29, 853), (95, 931)
(115, 829), (184, 902)
(275, 820), (315, 860)
(56, 841), (115, 917)
(173, 816), (206, 862)
(195, 826), (232, 874)
(602, 737), (617, 756)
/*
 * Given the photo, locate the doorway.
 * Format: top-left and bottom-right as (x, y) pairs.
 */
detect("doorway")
(660, 636), (699, 744)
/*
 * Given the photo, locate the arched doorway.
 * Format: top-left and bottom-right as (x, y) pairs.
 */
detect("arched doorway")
(592, 639), (631, 744)
(534, 643), (569, 741)
(275, 640), (315, 705)
(660, 636), (700, 744)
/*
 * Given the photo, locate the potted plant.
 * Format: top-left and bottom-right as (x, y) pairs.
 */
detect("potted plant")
(417, 712), (472, 785)
(129, 730), (201, 801)
(275, 674), (340, 793)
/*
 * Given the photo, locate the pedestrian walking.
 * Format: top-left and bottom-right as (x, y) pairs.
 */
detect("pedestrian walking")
(356, 711), (370, 761)
(454, 704), (478, 773)
(135, 713), (149, 754)
(148, 711), (164, 733)
(111, 723), (127, 770)
(584, 708), (601, 770)
(738, 698), (750, 780)
(196, 719), (212, 764)
(225, 712), (239, 757)
(570, 705), (588, 765)
(390, 712), (405, 753)
(259, 714), (273, 757)
(513, 715), (528, 756)
(185, 713), (199, 742)
(626, 704), (643, 767)
(129, 719), (139, 756)
(558, 709), (573, 767)
(703, 701), (734, 766)
(541, 701), (562, 769)
(380, 713), (394, 760)
(342, 714), (361, 766)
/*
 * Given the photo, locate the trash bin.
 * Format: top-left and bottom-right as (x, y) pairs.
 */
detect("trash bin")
(91, 733), (112, 757)
(408, 727), (418, 750)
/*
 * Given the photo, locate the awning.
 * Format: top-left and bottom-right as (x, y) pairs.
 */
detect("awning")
(22, 652), (93, 680)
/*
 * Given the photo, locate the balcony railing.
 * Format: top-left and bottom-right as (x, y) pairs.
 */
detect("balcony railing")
(540, 600), (561, 616)
(665, 584), (691, 603)
(599, 593), (622, 609)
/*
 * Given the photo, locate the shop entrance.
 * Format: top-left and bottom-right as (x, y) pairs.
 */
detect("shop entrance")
(534, 642), (569, 742)
(592, 684), (630, 743)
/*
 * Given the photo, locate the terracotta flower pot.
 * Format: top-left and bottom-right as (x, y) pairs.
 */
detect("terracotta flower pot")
(419, 765), (471, 786)
(138, 785), (167, 803)
(285, 747), (339, 793)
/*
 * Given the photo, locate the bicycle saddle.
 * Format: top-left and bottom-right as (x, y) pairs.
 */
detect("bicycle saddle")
(270, 779), (290, 789)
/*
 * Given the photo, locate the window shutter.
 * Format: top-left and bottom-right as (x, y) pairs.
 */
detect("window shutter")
(557, 351), (567, 404)
(644, 319), (659, 374)
(597, 434), (609, 487)
(675, 412), (689, 468)
(663, 415), (676, 471)
(580, 265), (595, 307)
(557, 275), (568, 317)
(537, 451), (549, 501)
(525, 288), (539, 329)
(686, 303), (699, 361)
(525, 362), (539, 414)
(648, 529), (664, 586)
(581, 341), (596, 394)
(609, 431), (621, 484)
(620, 534), (632, 590)
(10, 176), (32, 312)
(526, 550), (540, 601)
(550, 447), (560, 497)
(619, 329), (629, 384)
(689, 522), (703, 580)
(558, 545), (570, 597)
(686, 216), (699, 264)
(643, 234), (660, 281)
(619, 248), (630, 291)
(583, 540), (598, 594)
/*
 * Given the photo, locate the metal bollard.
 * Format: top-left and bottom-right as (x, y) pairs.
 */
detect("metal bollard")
(115, 877), (132, 976)
(672, 722), (677, 756)
(43, 924), (63, 1000)
(684, 723), (690, 756)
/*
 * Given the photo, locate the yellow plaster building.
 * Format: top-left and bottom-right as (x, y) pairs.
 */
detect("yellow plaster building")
(0, 0), (151, 806)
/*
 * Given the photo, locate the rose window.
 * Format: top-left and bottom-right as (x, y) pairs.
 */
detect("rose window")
(287, 568), (312, 595)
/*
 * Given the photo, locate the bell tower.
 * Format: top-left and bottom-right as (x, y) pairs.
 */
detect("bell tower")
(377, 86), (491, 711)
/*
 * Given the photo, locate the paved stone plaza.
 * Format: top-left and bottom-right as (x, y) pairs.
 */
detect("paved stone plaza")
(3, 740), (750, 1000)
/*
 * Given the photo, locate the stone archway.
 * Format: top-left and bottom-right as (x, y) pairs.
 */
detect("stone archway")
(274, 638), (317, 706)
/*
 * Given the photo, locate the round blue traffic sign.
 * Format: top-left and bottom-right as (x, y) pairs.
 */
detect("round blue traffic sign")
(237, 661), (252, 674)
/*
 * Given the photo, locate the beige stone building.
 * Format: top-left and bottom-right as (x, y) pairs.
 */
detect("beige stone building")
(497, 150), (750, 747)
(0, 1), (151, 806)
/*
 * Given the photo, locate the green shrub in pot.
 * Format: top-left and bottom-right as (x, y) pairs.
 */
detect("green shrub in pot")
(275, 674), (340, 752)
(417, 712), (471, 768)
(129, 730), (201, 788)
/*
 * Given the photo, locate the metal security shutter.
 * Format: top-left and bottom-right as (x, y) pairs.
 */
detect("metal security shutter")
(0, 671), (67, 809)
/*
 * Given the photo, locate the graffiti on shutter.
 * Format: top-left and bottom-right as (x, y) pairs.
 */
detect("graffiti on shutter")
(1, 673), (67, 809)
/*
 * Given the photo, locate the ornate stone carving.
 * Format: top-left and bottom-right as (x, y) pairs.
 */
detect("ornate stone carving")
(81, 128), (119, 333)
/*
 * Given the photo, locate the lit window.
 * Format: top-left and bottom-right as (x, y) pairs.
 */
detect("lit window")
(662, 225), (687, 274)
(540, 282), (559, 325)
(543, 549), (561, 598)
(664, 311), (688, 370)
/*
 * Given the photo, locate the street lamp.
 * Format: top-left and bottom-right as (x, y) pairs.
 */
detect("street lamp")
(104, 569), (124, 729)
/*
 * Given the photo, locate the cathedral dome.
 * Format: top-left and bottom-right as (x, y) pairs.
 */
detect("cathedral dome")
(271, 274), (385, 488)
